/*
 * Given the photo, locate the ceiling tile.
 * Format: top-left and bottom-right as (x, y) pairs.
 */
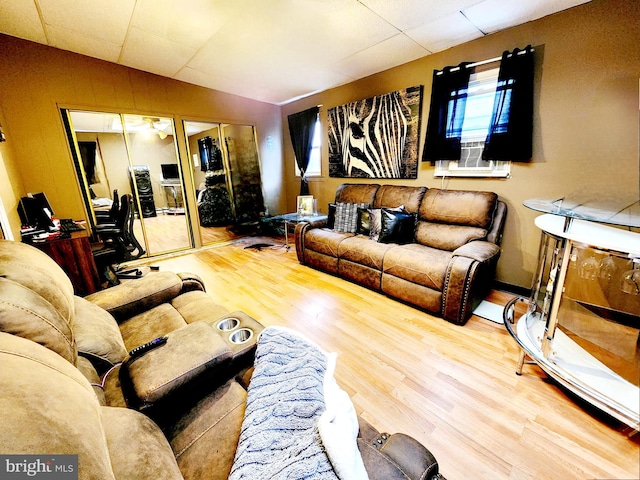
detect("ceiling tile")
(360, 0), (484, 31)
(47, 26), (121, 63)
(462, 0), (592, 34)
(37, 0), (135, 45)
(120, 27), (197, 77)
(406, 11), (484, 52)
(0, 1), (47, 43)
(332, 34), (430, 78)
(130, 0), (229, 49)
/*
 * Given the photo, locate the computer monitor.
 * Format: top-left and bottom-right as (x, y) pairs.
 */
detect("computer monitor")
(17, 193), (56, 231)
(161, 164), (179, 179)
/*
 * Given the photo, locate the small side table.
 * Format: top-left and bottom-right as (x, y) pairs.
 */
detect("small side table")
(268, 213), (328, 250)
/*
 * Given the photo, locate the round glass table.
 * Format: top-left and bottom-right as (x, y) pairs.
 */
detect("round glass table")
(504, 195), (640, 432)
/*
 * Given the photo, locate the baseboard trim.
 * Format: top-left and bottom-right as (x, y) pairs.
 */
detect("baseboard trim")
(494, 281), (529, 297)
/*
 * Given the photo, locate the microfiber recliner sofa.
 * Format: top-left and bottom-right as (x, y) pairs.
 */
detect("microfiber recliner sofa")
(295, 184), (507, 325)
(0, 239), (444, 480)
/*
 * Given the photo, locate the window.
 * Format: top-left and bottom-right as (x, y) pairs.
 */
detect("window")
(436, 67), (511, 177)
(295, 115), (321, 177)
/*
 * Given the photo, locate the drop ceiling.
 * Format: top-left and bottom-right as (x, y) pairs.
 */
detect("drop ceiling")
(0, 0), (591, 105)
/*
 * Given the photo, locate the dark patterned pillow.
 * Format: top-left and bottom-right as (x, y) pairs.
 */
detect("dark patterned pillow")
(327, 203), (337, 229)
(356, 207), (371, 236)
(378, 209), (416, 244)
(368, 205), (405, 241)
(334, 202), (368, 233)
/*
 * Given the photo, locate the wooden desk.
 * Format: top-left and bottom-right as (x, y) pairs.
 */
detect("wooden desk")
(31, 231), (100, 296)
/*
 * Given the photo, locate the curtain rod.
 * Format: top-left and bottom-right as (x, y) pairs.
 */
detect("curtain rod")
(436, 47), (534, 75)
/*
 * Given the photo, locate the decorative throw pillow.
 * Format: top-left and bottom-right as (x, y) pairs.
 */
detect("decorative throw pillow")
(327, 203), (337, 229)
(356, 207), (371, 236)
(368, 205), (405, 242)
(378, 209), (416, 244)
(334, 202), (368, 233)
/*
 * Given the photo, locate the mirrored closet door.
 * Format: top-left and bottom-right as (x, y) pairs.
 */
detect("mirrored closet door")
(62, 109), (192, 258)
(184, 121), (265, 246)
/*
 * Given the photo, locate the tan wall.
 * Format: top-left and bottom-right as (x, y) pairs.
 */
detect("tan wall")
(281, 0), (640, 289)
(0, 34), (284, 242)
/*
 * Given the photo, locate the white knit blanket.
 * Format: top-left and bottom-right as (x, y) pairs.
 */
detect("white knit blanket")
(229, 326), (369, 480)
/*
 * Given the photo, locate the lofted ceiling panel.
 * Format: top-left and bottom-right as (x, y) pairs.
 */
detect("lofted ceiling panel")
(0, 0), (593, 105)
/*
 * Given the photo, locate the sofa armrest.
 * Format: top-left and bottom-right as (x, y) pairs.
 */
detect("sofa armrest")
(176, 272), (206, 293)
(358, 432), (442, 480)
(443, 241), (502, 325)
(452, 240), (501, 263)
(84, 272), (186, 323)
(294, 219), (327, 264)
(120, 322), (233, 415)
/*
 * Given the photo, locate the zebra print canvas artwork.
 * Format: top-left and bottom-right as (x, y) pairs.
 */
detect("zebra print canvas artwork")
(328, 85), (422, 178)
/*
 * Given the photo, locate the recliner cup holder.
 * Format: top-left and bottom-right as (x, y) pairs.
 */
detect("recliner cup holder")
(217, 317), (240, 331)
(229, 328), (253, 344)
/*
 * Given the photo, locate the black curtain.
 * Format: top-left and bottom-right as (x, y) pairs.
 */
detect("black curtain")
(422, 63), (474, 162)
(288, 106), (319, 195)
(482, 45), (534, 161)
(78, 141), (97, 184)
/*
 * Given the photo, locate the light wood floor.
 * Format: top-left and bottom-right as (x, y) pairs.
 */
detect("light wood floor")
(139, 236), (640, 480)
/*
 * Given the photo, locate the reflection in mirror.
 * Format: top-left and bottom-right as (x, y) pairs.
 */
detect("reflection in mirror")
(222, 124), (265, 229)
(121, 114), (191, 255)
(185, 121), (239, 245)
(64, 110), (192, 261)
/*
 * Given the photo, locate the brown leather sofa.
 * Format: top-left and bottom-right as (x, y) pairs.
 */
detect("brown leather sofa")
(295, 184), (507, 325)
(0, 239), (444, 480)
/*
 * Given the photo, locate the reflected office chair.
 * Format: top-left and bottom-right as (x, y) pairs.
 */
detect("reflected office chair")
(95, 189), (119, 225)
(94, 194), (145, 262)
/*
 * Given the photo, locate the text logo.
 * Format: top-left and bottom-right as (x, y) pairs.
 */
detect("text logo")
(0, 455), (77, 479)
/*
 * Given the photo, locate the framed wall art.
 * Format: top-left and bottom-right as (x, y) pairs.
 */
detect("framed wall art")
(327, 85), (422, 179)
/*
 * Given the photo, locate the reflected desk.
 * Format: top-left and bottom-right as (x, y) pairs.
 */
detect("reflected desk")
(505, 207), (640, 431)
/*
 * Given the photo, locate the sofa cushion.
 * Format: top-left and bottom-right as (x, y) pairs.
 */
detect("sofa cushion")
(372, 185), (427, 213)
(338, 235), (395, 270)
(378, 210), (415, 244)
(415, 189), (498, 251)
(0, 277), (77, 364)
(74, 296), (128, 368)
(0, 332), (116, 479)
(335, 183), (380, 204)
(419, 188), (497, 227)
(415, 222), (490, 251)
(102, 406), (183, 480)
(0, 240), (74, 323)
(334, 202), (369, 233)
(171, 290), (230, 325)
(383, 243), (453, 291)
(166, 379), (247, 480)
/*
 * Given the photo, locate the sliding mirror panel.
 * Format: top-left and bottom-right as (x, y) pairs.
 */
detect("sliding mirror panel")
(184, 121), (239, 246)
(121, 114), (191, 255)
(222, 124), (265, 229)
(63, 109), (192, 260)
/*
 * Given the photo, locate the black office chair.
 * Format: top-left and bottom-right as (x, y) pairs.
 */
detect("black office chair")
(95, 189), (119, 225)
(95, 194), (144, 261)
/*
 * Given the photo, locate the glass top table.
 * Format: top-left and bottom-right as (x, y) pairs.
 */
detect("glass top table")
(523, 192), (640, 229)
(268, 213), (328, 250)
(505, 193), (640, 431)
